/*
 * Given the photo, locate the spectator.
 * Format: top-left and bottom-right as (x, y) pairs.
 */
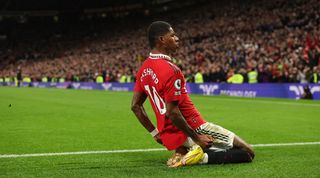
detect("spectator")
(0, 0), (319, 84)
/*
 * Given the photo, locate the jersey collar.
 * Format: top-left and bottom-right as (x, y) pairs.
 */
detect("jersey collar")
(149, 53), (172, 61)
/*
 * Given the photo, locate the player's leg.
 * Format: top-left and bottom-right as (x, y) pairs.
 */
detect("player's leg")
(233, 135), (255, 159)
(202, 148), (253, 164)
(195, 122), (234, 150)
(168, 122), (254, 167)
(168, 145), (252, 167)
(196, 122), (255, 159)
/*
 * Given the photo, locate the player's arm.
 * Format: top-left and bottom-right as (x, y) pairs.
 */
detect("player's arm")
(166, 101), (212, 149)
(131, 91), (162, 144)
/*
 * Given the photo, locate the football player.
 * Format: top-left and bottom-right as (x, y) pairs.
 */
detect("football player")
(131, 21), (254, 167)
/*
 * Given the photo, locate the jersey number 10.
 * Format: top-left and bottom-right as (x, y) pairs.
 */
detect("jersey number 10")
(144, 85), (166, 115)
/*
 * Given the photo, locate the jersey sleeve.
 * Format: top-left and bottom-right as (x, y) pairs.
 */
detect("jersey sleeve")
(164, 72), (183, 102)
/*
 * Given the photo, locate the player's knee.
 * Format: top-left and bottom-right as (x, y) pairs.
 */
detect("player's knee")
(249, 150), (255, 160)
(246, 144), (255, 159)
(233, 135), (255, 160)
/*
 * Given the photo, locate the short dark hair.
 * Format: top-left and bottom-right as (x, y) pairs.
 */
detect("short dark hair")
(147, 21), (171, 49)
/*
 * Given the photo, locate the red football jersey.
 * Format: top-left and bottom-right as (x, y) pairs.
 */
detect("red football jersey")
(134, 54), (205, 150)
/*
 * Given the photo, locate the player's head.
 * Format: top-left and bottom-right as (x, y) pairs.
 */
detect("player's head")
(147, 21), (179, 52)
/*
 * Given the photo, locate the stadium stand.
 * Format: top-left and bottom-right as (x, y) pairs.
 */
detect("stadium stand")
(0, 0), (319, 83)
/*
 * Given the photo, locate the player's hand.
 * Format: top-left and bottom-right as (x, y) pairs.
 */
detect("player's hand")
(195, 134), (213, 149)
(153, 134), (163, 145)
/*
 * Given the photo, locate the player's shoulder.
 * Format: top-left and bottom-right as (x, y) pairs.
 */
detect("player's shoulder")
(152, 59), (180, 75)
(166, 61), (181, 74)
(145, 58), (180, 74)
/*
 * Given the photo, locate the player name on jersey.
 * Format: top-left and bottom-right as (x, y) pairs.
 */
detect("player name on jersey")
(140, 68), (159, 84)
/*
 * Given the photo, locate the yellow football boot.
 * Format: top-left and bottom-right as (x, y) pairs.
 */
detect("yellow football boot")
(169, 145), (204, 168)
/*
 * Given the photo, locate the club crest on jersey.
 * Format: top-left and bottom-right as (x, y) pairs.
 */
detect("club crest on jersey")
(174, 79), (181, 90)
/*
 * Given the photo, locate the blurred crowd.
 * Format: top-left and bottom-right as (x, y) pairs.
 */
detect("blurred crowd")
(0, 0), (319, 84)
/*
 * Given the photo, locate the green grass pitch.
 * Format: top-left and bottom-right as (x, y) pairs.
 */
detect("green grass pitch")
(0, 87), (319, 178)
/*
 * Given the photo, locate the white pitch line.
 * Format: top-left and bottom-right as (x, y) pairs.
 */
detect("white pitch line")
(0, 148), (166, 158)
(212, 97), (320, 107)
(252, 142), (320, 147)
(0, 142), (320, 159)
